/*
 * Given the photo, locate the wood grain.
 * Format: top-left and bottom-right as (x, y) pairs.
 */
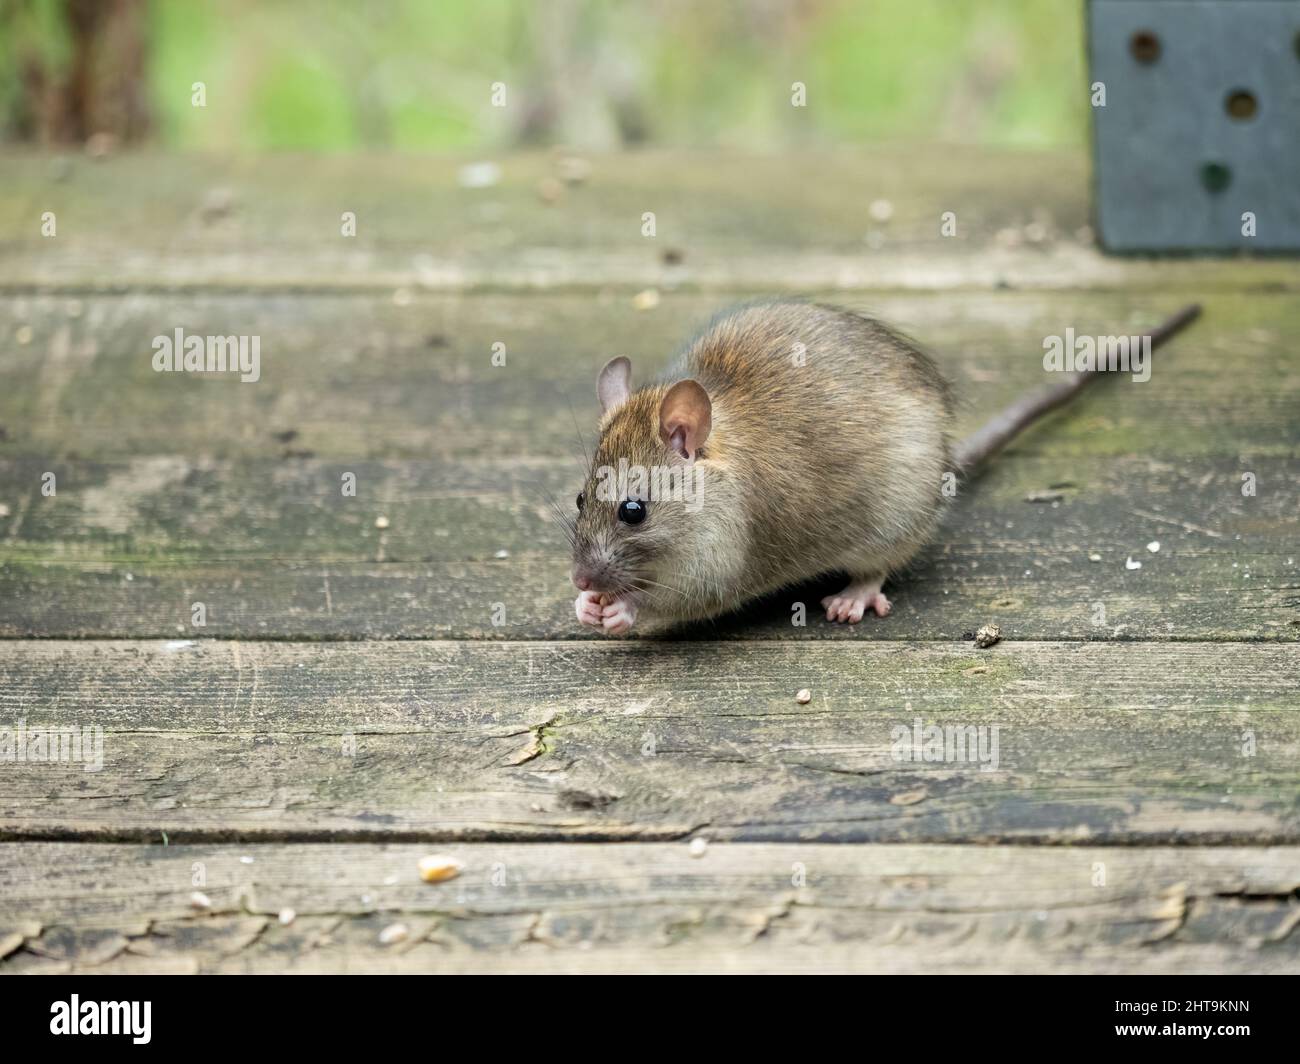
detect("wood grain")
(2, 841), (1296, 973)
(3, 149), (1298, 293)
(1, 640), (1295, 844)
(1, 289), (1295, 640)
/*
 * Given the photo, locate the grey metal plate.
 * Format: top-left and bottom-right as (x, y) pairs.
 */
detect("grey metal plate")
(1089, 0), (1300, 251)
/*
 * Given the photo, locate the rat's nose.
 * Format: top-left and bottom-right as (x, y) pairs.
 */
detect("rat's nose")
(572, 571), (592, 591)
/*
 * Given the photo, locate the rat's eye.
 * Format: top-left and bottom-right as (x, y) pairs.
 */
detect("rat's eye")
(618, 498), (647, 525)
(576, 491), (585, 513)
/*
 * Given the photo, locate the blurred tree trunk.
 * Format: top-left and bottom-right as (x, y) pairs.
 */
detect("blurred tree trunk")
(3, 0), (151, 145)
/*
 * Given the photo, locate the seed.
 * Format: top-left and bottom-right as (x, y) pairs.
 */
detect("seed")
(278, 908), (296, 926)
(190, 891), (212, 910)
(555, 155), (591, 185)
(537, 177), (563, 204)
(378, 922), (409, 945)
(974, 623), (1002, 649)
(688, 837), (709, 857)
(794, 688), (812, 704)
(418, 854), (464, 883)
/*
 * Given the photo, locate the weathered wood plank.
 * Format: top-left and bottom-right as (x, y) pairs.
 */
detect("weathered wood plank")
(1, 640), (1296, 844)
(2, 289), (1295, 640)
(0, 454), (1294, 640)
(2, 150), (1298, 293)
(2, 290), (1296, 462)
(1, 841), (1296, 973)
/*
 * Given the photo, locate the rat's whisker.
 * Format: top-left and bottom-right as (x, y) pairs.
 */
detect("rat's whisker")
(630, 576), (687, 599)
(537, 486), (578, 547)
(565, 393), (592, 473)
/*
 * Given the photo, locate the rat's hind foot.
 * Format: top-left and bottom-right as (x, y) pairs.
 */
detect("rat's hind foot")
(575, 590), (605, 628)
(821, 578), (891, 624)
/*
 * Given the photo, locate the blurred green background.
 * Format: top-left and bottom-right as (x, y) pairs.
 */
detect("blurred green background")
(0, 0), (1087, 152)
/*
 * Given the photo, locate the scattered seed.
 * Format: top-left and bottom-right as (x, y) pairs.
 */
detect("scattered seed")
(85, 131), (118, 159)
(890, 788), (928, 806)
(494, 549), (509, 559)
(555, 155), (591, 185)
(190, 891), (212, 910)
(1126, 556), (1143, 570)
(374, 515), (390, 530)
(418, 854), (464, 883)
(794, 688), (812, 704)
(239, 856), (254, 865)
(200, 187), (234, 222)
(688, 837), (709, 857)
(457, 161), (501, 189)
(1146, 540), (1160, 553)
(378, 922), (409, 945)
(278, 908), (296, 926)
(632, 288), (660, 311)
(1024, 489), (1064, 503)
(1088, 552), (1102, 562)
(974, 623), (1002, 649)
(537, 177), (563, 204)
(868, 198), (894, 222)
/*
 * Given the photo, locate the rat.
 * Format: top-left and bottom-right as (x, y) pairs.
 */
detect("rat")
(566, 300), (1199, 635)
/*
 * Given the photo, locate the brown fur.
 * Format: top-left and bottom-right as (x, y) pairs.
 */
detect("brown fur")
(572, 301), (955, 626)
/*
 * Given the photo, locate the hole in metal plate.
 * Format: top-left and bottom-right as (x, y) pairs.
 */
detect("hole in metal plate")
(1225, 89), (1258, 120)
(1200, 162), (1232, 194)
(1130, 30), (1161, 64)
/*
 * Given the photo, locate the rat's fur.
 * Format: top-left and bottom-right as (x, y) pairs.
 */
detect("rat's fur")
(571, 301), (955, 628)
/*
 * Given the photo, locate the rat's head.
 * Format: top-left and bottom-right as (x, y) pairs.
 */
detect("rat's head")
(570, 356), (715, 600)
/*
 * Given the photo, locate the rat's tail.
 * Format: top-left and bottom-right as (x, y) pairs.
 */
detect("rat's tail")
(953, 303), (1202, 476)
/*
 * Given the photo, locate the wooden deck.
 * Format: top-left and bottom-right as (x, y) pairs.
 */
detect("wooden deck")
(1, 148), (1297, 973)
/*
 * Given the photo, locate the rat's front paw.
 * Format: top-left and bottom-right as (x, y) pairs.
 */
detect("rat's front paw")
(601, 597), (638, 635)
(575, 590), (605, 628)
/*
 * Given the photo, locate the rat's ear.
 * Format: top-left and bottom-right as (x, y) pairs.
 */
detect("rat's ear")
(659, 379), (712, 461)
(597, 356), (632, 415)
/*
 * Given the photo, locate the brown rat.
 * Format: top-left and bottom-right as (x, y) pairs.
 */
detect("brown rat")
(567, 299), (1199, 635)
